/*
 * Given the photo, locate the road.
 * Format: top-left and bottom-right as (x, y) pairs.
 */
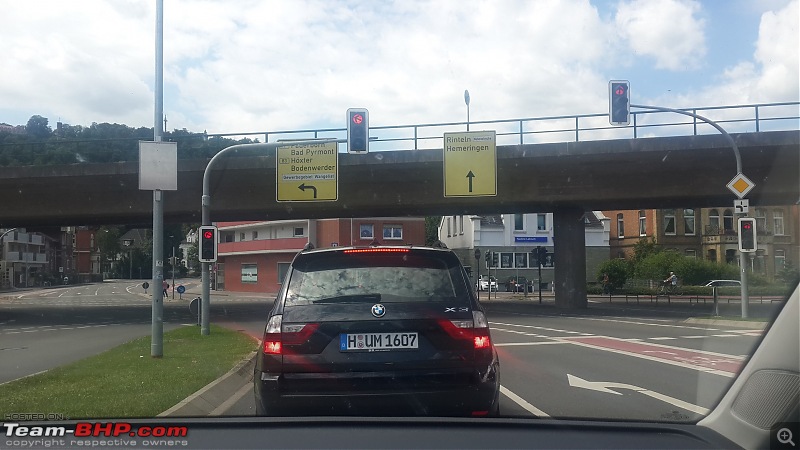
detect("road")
(0, 282), (775, 422)
(0, 280), (270, 384)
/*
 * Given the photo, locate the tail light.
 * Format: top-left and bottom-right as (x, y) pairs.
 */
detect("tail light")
(262, 315), (319, 355)
(438, 311), (492, 350)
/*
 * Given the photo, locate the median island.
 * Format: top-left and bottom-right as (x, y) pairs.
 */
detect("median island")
(0, 325), (257, 419)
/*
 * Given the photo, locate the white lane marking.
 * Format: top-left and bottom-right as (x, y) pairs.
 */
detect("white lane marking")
(680, 335), (708, 339)
(649, 337), (677, 340)
(210, 381), (253, 416)
(710, 334), (740, 337)
(561, 339), (737, 378)
(567, 374), (709, 416)
(500, 385), (550, 417)
(490, 321), (590, 335)
(94, 288), (101, 296)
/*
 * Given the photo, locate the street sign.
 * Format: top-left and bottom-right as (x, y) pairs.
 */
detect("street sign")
(443, 130), (497, 197)
(726, 173), (755, 199)
(734, 199), (749, 214)
(176, 285), (186, 294)
(277, 140), (338, 201)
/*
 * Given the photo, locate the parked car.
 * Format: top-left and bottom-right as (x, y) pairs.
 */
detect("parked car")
(704, 280), (742, 287)
(476, 275), (498, 292)
(254, 245), (500, 416)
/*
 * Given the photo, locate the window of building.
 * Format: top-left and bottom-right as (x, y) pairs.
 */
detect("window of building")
(683, 209), (695, 235)
(685, 249), (696, 258)
(707, 249), (717, 262)
(514, 252), (528, 268)
(709, 209), (720, 234)
(755, 208), (767, 234)
(252, 231), (258, 240)
(241, 264), (258, 283)
(459, 215), (464, 235)
(537, 214), (547, 232)
(664, 209), (676, 235)
(360, 224), (374, 239)
(723, 209), (734, 232)
(500, 253), (513, 269)
(638, 210), (646, 236)
(514, 214), (524, 231)
(293, 227), (304, 237)
(446, 217), (451, 237)
(383, 225), (403, 240)
(774, 210), (785, 235)
(775, 249), (786, 270)
(617, 213), (624, 238)
(239, 232), (245, 241)
(277, 262), (290, 285)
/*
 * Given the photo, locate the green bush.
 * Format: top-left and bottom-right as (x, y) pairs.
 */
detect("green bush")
(596, 259), (631, 291)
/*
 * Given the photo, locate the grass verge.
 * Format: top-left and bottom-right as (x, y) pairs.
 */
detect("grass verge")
(0, 324), (257, 419)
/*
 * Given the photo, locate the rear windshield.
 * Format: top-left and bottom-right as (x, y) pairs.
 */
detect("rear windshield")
(285, 251), (471, 306)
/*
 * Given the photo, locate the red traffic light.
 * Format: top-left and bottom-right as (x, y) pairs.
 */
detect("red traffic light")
(352, 113), (364, 125)
(203, 230), (214, 239)
(742, 222), (752, 230)
(615, 86), (626, 95)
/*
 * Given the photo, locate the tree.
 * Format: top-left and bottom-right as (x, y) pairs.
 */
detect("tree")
(631, 237), (660, 264)
(424, 216), (441, 246)
(26, 115), (51, 139)
(596, 258), (631, 291)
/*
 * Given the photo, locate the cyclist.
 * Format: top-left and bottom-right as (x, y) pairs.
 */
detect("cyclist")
(662, 271), (678, 293)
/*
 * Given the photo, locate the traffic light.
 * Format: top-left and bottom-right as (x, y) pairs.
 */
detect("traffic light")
(531, 246), (547, 266)
(609, 80), (630, 125)
(492, 252), (499, 268)
(199, 226), (218, 263)
(347, 108), (369, 153)
(738, 218), (757, 252)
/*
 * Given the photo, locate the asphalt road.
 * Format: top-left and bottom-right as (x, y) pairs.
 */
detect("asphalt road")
(0, 282), (777, 423)
(0, 280), (271, 384)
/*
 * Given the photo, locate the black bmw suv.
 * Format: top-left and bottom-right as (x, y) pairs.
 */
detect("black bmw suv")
(254, 245), (500, 417)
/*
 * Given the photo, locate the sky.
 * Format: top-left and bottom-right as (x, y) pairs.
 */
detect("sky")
(1, 0), (797, 139)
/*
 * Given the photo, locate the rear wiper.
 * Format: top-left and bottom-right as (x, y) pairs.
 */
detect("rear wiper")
(312, 293), (382, 304)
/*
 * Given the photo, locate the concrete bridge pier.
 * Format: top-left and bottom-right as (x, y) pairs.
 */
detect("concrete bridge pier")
(553, 206), (588, 309)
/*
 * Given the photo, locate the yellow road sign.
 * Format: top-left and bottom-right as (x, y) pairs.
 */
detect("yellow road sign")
(726, 173), (755, 199)
(443, 131), (497, 197)
(276, 140), (338, 202)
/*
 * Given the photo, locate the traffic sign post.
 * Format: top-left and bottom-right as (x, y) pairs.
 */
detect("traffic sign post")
(276, 140), (338, 202)
(443, 131), (497, 197)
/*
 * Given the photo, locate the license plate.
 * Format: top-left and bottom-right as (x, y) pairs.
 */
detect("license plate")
(340, 332), (418, 351)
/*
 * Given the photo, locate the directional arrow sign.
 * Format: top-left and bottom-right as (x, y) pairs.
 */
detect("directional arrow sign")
(298, 183), (318, 198)
(443, 131), (497, 197)
(567, 374), (709, 415)
(277, 140), (337, 202)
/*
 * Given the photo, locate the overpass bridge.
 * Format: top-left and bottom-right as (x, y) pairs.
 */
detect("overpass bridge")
(0, 130), (796, 227)
(1, 106), (797, 309)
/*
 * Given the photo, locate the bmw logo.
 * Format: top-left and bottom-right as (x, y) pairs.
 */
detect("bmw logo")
(371, 304), (386, 318)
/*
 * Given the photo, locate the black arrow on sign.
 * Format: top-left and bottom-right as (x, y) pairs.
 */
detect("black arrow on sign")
(466, 171), (475, 193)
(298, 183), (318, 198)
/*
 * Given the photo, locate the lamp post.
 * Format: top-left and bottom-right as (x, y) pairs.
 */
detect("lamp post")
(122, 239), (133, 279)
(464, 90), (471, 131)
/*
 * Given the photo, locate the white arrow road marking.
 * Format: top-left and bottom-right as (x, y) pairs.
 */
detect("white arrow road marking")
(567, 374), (709, 415)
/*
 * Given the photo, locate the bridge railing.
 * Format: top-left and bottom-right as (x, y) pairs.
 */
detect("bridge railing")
(209, 101), (799, 152)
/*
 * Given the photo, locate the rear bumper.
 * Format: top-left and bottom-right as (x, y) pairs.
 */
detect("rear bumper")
(255, 363), (499, 416)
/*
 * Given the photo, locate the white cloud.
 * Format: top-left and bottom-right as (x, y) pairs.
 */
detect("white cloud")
(0, 0), (794, 138)
(662, 0), (798, 109)
(614, 0), (707, 71)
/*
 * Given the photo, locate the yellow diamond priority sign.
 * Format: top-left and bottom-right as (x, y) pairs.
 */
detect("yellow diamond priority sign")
(443, 131), (497, 197)
(726, 173), (755, 199)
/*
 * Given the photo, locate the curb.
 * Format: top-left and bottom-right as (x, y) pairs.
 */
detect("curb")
(683, 318), (768, 330)
(158, 351), (257, 417)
